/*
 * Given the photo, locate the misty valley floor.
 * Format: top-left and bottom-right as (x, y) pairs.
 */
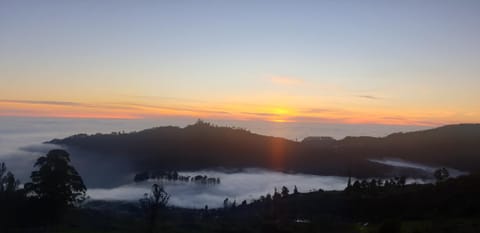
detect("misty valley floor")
(3, 172), (480, 233)
(86, 169), (350, 208)
(85, 168), (437, 209)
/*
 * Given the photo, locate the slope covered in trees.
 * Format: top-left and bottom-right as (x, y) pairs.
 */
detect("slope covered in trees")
(48, 121), (480, 178)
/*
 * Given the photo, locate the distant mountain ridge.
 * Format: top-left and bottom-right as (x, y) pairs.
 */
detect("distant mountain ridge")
(47, 121), (480, 178)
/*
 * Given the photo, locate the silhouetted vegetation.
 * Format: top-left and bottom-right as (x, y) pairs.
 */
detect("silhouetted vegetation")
(0, 149), (87, 231)
(134, 170), (220, 185)
(434, 167), (450, 182)
(0, 162), (23, 231)
(49, 122), (480, 178)
(140, 183), (170, 233)
(25, 149), (86, 204)
(345, 176), (407, 194)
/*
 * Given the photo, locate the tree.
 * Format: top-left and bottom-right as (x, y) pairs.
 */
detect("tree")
(0, 162), (22, 231)
(241, 200), (247, 206)
(273, 187), (281, 200)
(434, 168), (450, 182)
(223, 198), (230, 209)
(281, 186), (289, 197)
(293, 185), (299, 195)
(0, 162), (19, 194)
(265, 193), (272, 201)
(140, 183), (170, 233)
(25, 149), (86, 209)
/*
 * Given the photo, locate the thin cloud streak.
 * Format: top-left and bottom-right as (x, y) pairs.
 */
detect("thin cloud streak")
(0, 99), (88, 107)
(355, 95), (381, 100)
(269, 76), (304, 86)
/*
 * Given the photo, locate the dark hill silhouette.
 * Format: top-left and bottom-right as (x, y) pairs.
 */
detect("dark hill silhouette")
(47, 121), (480, 178)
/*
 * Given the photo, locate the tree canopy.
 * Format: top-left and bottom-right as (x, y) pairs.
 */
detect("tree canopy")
(25, 149), (86, 207)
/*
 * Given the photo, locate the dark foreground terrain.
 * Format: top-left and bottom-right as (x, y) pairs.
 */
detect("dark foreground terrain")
(3, 171), (479, 233)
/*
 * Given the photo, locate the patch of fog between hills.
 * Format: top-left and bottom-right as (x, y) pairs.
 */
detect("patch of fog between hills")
(87, 169), (349, 209)
(369, 158), (468, 177)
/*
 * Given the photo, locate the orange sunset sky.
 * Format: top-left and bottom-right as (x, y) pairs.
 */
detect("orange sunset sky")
(1, 1), (479, 126)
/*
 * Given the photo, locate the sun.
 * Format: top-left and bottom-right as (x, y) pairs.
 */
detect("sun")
(273, 108), (290, 115)
(269, 108), (294, 123)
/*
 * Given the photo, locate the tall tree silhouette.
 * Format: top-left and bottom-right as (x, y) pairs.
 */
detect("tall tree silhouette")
(281, 186), (289, 197)
(293, 185), (299, 195)
(25, 149), (86, 222)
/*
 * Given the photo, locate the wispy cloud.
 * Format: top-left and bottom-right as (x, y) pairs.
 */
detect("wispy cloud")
(122, 94), (208, 104)
(269, 76), (304, 86)
(121, 103), (231, 116)
(355, 95), (381, 100)
(0, 99), (137, 111)
(0, 99), (233, 119)
(240, 112), (277, 117)
(0, 99), (87, 107)
(303, 108), (341, 114)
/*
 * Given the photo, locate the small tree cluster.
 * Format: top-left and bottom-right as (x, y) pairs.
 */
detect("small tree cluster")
(134, 171), (220, 185)
(346, 176), (407, 194)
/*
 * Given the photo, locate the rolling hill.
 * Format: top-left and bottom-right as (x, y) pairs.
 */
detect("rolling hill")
(47, 121), (480, 178)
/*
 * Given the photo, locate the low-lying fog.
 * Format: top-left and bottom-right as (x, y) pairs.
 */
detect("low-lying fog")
(88, 169), (348, 208)
(369, 158), (468, 177)
(88, 168), (433, 209)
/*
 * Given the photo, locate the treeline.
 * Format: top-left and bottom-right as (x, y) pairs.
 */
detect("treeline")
(134, 170), (221, 185)
(210, 170), (480, 233)
(221, 186), (299, 210)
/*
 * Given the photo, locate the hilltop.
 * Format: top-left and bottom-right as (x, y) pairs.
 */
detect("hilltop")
(48, 121), (480, 178)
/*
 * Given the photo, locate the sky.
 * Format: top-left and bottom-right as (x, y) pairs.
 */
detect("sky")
(1, 0), (480, 126)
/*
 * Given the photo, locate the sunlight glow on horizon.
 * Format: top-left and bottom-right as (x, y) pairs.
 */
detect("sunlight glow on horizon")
(1, 1), (479, 126)
(0, 99), (467, 126)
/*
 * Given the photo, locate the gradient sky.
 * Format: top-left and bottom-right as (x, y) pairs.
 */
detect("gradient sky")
(1, 0), (480, 125)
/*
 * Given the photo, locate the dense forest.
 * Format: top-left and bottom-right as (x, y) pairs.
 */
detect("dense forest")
(48, 121), (480, 178)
